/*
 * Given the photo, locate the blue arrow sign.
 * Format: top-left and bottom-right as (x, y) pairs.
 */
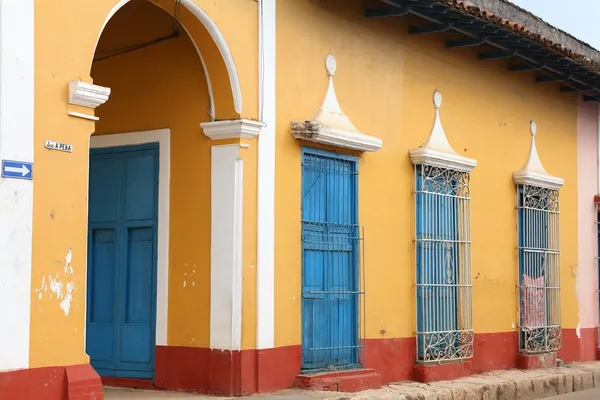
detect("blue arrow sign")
(1, 159), (33, 180)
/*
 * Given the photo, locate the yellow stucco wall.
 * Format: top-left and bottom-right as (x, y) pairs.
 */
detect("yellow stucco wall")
(274, 0), (578, 347)
(30, 0), (258, 368)
(29, 0), (580, 369)
(92, 0), (213, 348)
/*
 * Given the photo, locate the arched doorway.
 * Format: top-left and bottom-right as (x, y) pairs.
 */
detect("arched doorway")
(86, 0), (216, 381)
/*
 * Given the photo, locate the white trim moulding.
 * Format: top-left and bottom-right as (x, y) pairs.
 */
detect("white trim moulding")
(201, 119), (265, 140)
(68, 81), (111, 109)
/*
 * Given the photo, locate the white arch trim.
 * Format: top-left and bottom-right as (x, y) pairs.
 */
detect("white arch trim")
(94, 0), (242, 117)
(178, 22), (216, 120)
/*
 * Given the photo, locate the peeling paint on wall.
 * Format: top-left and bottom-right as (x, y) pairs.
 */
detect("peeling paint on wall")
(34, 248), (76, 316)
(182, 264), (197, 288)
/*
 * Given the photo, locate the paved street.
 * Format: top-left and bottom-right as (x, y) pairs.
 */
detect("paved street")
(103, 388), (335, 399)
(548, 389), (600, 399)
(105, 386), (600, 399)
(104, 362), (600, 399)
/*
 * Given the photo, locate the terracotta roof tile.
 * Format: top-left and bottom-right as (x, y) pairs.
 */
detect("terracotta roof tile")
(438, 0), (600, 72)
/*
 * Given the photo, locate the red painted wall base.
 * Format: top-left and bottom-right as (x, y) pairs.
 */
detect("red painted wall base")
(294, 369), (382, 392)
(517, 352), (557, 369)
(0, 363), (103, 400)
(559, 328), (598, 362)
(153, 345), (302, 396)
(414, 361), (473, 383)
(151, 329), (598, 394)
(2, 328), (595, 398)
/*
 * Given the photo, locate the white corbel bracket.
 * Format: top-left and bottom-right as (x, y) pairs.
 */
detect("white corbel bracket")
(200, 119), (265, 140)
(291, 120), (382, 152)
(68, 81), (111, 109)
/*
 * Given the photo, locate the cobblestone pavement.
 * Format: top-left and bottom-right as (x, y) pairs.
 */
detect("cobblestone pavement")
(104, 361), (600, 400)
(547, 388), (600, 398)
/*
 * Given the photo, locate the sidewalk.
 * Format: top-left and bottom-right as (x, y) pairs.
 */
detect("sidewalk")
(104, 361), (600, 400)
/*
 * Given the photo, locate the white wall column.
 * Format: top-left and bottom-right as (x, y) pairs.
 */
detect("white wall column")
(209, 144), (244, 351)
(201, 119), (264, 351)
(257, 0), (276, 351)
(0, 0), (35, 371)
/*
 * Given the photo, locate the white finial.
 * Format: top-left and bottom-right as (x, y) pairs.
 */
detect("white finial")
(530, 120), (537, 136)
(513, 120), (564, 189)
(433, 91), (442, 109)
(325, 54), (337, 77)
(408, 90), (477, 171)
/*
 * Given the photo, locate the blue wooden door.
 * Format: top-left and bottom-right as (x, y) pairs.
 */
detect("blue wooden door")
(416, 170), (459, 359)
(301, 148), (359, 371)
(86, 144), (159, 379)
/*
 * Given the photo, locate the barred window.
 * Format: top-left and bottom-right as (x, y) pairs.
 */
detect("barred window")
(415, 164), (473, 362)
(517, 184), (561, 353)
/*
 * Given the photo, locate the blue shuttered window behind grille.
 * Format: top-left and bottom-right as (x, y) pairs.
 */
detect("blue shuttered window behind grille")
(414, 164), (473, 363)
(517, 184), (561, 353)
(301, 148), (362, 372)
(415, 167), (459, 360)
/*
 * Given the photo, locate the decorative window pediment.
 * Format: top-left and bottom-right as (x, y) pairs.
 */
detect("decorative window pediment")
(512, 121), (564, 190)
(409, 91), (477, 172)
(290, 55), (383, 153)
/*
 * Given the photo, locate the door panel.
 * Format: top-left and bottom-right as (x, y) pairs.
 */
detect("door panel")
(87, 144), (158, 379)
(302, 156), (330, 367)
(301, 150), (358, 371)
(119, 227), (154, 369)
(88, 158), (120, 223)
(87, 229), (117, 369)
(125, 154), (157, 221)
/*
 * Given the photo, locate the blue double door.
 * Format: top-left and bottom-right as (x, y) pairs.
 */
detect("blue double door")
(86, 144), (159, 379)
(301, 148), (360, 371)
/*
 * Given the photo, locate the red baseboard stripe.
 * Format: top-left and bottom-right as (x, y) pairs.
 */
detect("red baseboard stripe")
(1, 328), (594, 398)
(0, 363), (102, 400)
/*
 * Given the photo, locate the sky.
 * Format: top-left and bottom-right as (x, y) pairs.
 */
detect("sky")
(509, 0), (600, 49)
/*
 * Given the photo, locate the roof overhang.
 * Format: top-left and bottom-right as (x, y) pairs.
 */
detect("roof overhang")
(365, 0), (600, 101)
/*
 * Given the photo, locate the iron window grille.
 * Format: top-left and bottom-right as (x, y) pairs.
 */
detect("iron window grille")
(517, 184), (561, 353)
(414, 164), (474, 363)
(300, 150), (366, 373)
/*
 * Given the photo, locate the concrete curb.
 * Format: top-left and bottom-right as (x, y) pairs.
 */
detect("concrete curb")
(313, 362), (600, 400)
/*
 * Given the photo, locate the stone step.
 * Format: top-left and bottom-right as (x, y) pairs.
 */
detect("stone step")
(294, 369), (382, 392)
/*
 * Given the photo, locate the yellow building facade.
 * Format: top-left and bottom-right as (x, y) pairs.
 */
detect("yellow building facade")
(0, 0), (599, 398)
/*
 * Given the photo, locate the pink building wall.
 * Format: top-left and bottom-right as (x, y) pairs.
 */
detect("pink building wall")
(576, 99), (599, 360)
